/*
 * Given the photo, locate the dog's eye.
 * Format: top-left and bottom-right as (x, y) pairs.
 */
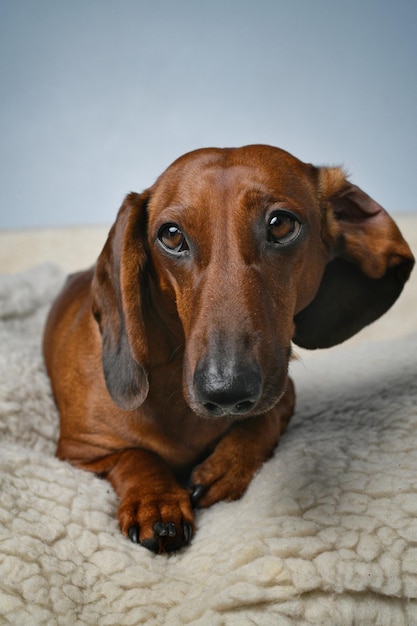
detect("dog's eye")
(157, 224), (189, 254)
(267, 211), (301, 245)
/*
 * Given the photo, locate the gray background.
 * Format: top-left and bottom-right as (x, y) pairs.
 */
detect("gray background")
(1, 0), (416, 229)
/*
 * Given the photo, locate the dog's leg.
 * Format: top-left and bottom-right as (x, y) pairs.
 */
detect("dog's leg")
(104, 449), (195, 553)
(190, 378), (295, 508)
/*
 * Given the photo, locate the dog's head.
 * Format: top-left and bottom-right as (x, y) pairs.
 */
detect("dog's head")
(92, 145), (414, 416)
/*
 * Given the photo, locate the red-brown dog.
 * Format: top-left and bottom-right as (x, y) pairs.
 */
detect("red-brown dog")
(43, 145), (414, 552)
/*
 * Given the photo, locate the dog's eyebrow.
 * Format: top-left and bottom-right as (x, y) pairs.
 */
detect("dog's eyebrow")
(152, 204), (197, 224)
(245, 187), (302, 213)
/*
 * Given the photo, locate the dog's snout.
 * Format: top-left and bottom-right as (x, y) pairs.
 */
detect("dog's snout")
(193, 357), (262, 417)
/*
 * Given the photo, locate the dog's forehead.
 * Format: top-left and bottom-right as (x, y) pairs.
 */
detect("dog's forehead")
(149, 145), (317, 211)
(167, 144), (307, 172)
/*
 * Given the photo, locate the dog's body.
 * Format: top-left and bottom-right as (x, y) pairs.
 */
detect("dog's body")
(43, 145), (414, 552)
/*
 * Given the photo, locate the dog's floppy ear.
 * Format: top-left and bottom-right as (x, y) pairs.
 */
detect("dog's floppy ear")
(92, 191), (150, 410)
(294, 168), (414, 349)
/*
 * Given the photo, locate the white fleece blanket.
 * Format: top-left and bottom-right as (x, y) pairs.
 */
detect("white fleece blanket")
(1, 263), (417, 626)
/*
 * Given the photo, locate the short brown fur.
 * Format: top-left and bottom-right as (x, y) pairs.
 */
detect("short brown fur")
(43, 145), (414, 552)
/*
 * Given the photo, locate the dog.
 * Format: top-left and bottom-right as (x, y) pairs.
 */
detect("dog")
(43, 145), (414, 553)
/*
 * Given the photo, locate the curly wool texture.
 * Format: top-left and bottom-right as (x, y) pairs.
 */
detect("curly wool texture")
(0, 263), (417, 626)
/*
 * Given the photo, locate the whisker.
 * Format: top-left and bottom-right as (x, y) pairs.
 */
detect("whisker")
(168, 343), (184, 363)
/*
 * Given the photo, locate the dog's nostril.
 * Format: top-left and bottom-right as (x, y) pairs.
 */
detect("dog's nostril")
(203, 402), (225, 416)
(234, 400), (255, 414)
(203, 399), (255, 416)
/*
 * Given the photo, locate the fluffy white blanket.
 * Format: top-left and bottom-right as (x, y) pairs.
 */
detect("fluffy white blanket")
(1, 263), (417, 626)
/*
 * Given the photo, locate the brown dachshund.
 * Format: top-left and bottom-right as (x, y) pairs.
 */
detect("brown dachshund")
(43, 145), (414, 553)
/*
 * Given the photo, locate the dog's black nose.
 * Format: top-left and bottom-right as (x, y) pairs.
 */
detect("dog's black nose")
(193, 357), (262, 416)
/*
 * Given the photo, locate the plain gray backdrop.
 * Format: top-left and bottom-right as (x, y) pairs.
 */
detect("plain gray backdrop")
(1, 0), (416, 229)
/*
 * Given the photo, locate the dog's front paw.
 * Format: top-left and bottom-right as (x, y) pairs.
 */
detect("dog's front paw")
(118, 488), (194, 553)
(189, 449), (259, 509)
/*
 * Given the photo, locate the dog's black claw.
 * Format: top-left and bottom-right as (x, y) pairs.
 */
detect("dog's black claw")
(128, 524), (140, 544)
(132, 520), (192, 552)
(154, 521), (168, 536)
(183, 522), (193, 544)
(153, 521), (177, 538)
(153, 522), (168, 537)
(190, 484), (206, 507)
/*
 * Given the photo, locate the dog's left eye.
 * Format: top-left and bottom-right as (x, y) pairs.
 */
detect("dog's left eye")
(267, 211), (301, 245)
(157, 224), (189, 254)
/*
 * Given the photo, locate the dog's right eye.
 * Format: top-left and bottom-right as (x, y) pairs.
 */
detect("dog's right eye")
(267, 211), (302, 246)
(157, 224), (189, 254)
